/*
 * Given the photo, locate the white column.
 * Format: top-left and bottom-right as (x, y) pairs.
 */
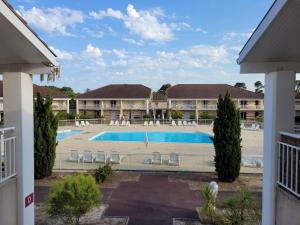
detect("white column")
(76, 99), (79, 115)
(101, 101), (104, 117)
(66, 99), (69, 113)
(3, 72), (34, 225)
(146, 99), (149, 114)
(263, 71), (295, 225)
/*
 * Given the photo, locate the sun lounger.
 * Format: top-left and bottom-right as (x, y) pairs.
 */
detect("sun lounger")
(151, 152), (162, 165)
(114, 120), (120, 126)
(121, 120), (126, 126)
(109, 120), (114, 126)
(110, 151), (121, 164)
(241, 123), (245, 129)
(80, 121), (86, 126)
(192, 121), (197, 126)
(75, 121), (81, 127)
(209, 121), (214, 127)
(168, 153), (180, 166)
(156, 121), (160, 126)
(83, 150), (93, 163)
(149, 121), (154, 126)
(69, 150), (82, 163)
(86, 121), (90, 126)
(171, 120), (176, 126)
(126, 121), (130, 126)
(144, 121), (148, 126)
(94, 151), (107, 163)
(183, 121), (187, 126)
(177, 121), (183, 126)
(187, 122), (191, 126)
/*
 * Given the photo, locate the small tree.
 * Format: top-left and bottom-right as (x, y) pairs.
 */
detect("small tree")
(171, 110), (183, 119)
(34, 93), (58, 179)
(47, 174), (101, 225)
(234, 82), (247, 90)
(213, 92), (242, 182)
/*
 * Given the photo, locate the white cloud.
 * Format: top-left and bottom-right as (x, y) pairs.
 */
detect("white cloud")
(83, 44), (105, 66)
(122, 38), (144, 46)
(195, 27), (208, 34)
(85, 44), (102, 57)
(17, 6), (84, 36)
(112, 49), (127, 58)
(222, 31), (253, 43)
(83, 28), (104, 38)
(90, 4), (174, 42)
(112, 59), (127, 66)
(50, 46), (73, 60)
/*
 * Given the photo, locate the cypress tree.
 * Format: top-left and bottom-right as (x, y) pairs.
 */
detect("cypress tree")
(213, 92), (242, 182)
(34, 93), (58, 179)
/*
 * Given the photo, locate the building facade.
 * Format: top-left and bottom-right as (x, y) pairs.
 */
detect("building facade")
(166, 84), (264, 121)
(76, 84), (151, 120)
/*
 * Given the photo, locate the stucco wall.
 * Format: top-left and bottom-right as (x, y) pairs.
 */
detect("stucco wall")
(0, 178), (17, 225)
(276, 187), (300, 225)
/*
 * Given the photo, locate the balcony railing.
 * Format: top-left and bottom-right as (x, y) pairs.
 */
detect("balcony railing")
(278, 132), (300, 198)
(52, 105), (68, 110)
(171, 105), (196, 110)
(78, 105), (101, 110)
(0, 127), (16, 184)
(198, 105), (217, 110)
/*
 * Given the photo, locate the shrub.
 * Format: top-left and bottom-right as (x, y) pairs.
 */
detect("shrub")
(201, 185), (216, 221)
(221, 188), (261, 225)
(34, 93), (58, 179)
(171, 110), (183, 119)
(94, 163), (113, 183)
(47, 174), (101, 225)
(56, 112), (76, 120)
(200, 112), (216, 120)
(213, 92), (242, 182)
(189, 113), (196, 120)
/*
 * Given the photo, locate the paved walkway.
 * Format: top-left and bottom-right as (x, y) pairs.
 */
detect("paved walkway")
(35, 173), (262, 225)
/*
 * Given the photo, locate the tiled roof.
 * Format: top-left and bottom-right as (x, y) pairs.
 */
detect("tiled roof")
(152, 92), (167, 101)
(166, 84), (264, 99)
(0, 81), (68, 98)
(77, 84), (151, 99)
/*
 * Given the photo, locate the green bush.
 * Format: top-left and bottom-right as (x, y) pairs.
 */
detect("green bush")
(34, 93), (58, 179)
(171, 110), (183, 119)
(94, 163), (113, 183)
(189, 113), (196, 120)
(256, 115), (263, 123)
(47, 174), (101, 225)
(200, 112), (216, 120)
(201, 185), (216, 222)
(56, 112), (76, 120)
(221, 188), (261, 225)
(213, 92), (242, 182)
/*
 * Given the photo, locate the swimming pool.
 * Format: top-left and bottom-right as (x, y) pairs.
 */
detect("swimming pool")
(90, 131), (213, 144)
(57, 130), (83, 141)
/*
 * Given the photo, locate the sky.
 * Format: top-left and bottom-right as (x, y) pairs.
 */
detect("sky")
(10, 0), (274, 92)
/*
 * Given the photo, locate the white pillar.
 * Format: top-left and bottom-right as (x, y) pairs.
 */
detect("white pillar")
(263, 71), (295, 225)
(76, 99), (79, 115)
(101, 100), (104, 117)
(146, 99), (149, 114)
(3, 72), (34, 225)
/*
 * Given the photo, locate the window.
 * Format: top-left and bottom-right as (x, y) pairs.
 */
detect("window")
(240, 112), (247, 120)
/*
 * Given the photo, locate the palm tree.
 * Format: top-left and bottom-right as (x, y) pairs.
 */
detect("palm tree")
(254, 81), (264, 93)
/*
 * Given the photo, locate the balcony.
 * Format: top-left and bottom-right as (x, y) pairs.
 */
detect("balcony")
(78, 104), (101, 110)
(277, 132), (300, 198)
(52, 104), (68, 111)
(197, 105), (217, 110)
(239, 105), (264, 110)
(171, 105), (196, 110)
(103, 104), (121, 110)
(0, 127), (16, 184)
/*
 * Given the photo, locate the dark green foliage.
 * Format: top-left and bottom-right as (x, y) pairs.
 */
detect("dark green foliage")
(94, 163), (113, 183)
(47, 174), (101, 225)
(158, 83), (171, 95)
(221, 188), (261, 225)
(213, 92), (242, 182)
(34, 93), (58, 179)
(56, 112), (76, 120)
(254, 81), (264, 93)
(171, 110), (183, 119)
(45, 85), (77, 98)
(234, 82), (247, 89)
(200, 112), (216, 120)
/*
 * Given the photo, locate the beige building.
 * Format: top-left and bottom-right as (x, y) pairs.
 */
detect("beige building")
(76, 84), (151, 120)
(166, 84), (264, 121)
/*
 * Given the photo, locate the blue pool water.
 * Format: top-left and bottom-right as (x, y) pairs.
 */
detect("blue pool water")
(57, 130), (83, 141)
(90, 131), (212, 144)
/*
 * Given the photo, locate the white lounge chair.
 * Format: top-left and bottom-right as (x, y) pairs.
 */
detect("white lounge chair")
(114, 120), (120, 126)
(187, 122), (191, 126)
(110, 151), (121, 164)
(209, 121), (214, 127)
(241, 123), (246, 129)
(75, 121), (81, 127)
(151, 152), (162, 164)
(121, 120), (126, 126)
(144, 121), (148, 126)
(192, 121), (197, 126)
(156, 121), (160, 126)
(109, 120), (114, 126)
(177, 121), (183, 126)
(171, 120), (176, 126)
(183, 121), (187, 126)
(69, 150), (82, 163)
(95, 151), (107, 163)
(83, 150), (93, 163)
(80, 121), (86, 126)
(85, 121), (90, 126)
(149, 121), (154, 126)
(126, 121), (131, 126)
(168, 153), (180, 166)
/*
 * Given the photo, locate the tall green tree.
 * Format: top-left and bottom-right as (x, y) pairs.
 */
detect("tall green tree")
(234, 82), (247, 90)
(213, 92), (242, 182)
(254, 81), (264, 93)
(34, 93), (58, 179)
(158, 83), (171, 95)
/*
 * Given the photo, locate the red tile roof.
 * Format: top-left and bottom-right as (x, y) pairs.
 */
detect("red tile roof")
(77, 84), (151, 99)
(166, 84), (264, 99)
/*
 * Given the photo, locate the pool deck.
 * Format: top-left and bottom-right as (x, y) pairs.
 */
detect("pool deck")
(55, 124), (263, 173)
